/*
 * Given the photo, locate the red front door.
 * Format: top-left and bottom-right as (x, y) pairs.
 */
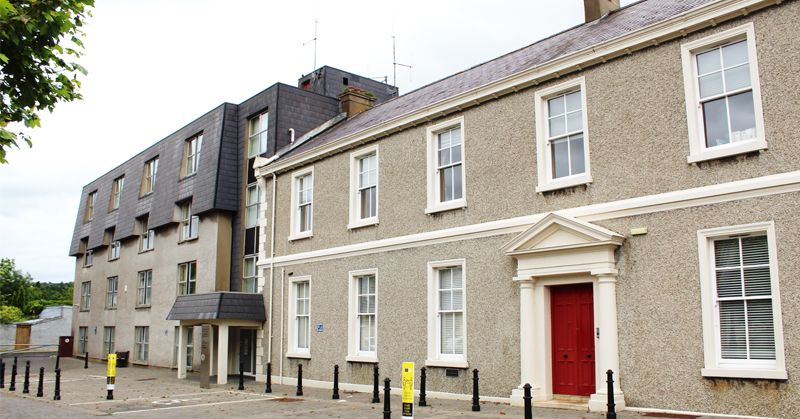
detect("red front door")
(551, 283), (595, 396)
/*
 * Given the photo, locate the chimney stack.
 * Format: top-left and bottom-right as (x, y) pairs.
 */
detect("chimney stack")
(338, 87), (376, 118)
(583, 0), (620, 22)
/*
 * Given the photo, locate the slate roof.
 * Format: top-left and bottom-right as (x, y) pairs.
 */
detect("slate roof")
(166, 292), (266, 321)
(274, 0), (714, 163)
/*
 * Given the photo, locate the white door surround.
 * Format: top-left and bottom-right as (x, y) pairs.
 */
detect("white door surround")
(504, 213), (626, 412)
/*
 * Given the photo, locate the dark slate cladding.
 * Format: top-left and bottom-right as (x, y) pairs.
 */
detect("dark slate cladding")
(213, 103), (241, 211)
(278, 0), (715, 163)
(298, 65), (399, 104)
(69, 104), (238, 255)
(166, 292), (266, 321)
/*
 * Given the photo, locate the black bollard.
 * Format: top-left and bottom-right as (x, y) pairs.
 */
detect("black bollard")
(382, 378), (391, 419)
(53, 368), (61, 400)
(9, 361), (16, 391)
(606, 369), (617, 419)
(418, 367), (427, 407)
(23, 360), (30, 394)
(332, 364), (340, 400)
(371, 364), (380, 403)
(55, 355), (60, 370)
(37, 367), (44, 397)
(523, 383), (533, 419)
(238, 362), (245, 391)
(0, 360), (5, 388)
(471, 368), (480, 412)
(265, 362), (272, 393)
(296, 364), (303, 396)
(84, 352), (89, 369)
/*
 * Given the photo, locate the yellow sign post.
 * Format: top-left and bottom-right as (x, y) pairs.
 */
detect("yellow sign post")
(106, 353), (116, 400)
(401, 362), (414, 419)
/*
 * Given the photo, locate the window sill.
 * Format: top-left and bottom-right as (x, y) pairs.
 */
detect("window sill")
(288, 231), (313, 242)
(425, 359), (469, 369)
(105, 307), (117, 311)
(131, 361), (149, 366)
(701, 367), (787, 380)
(348, 218), (379, 230)
(178, 236), (199, 244)
(79, 309), (90, 312)
(425, 200), (467, 215)
(346, 355), (379, 364)
(139, 248), (154, 254)
(180, 173), (197, 181)
(286, 352), (311, 359)
(140, 192), (153, 199)
(83, 265), (93, 268)
(135, 305), (151, 310)
(108, 258), (119, 262)
(687, 140), (767, 164)
(536, 175), (592, 193)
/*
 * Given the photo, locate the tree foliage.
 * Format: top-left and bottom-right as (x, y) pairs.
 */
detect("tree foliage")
(0, 0), (94, 163)
(0, 258), (71, 320)
(0, 305), (23, 323)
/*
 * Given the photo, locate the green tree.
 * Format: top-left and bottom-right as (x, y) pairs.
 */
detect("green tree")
(0, 258), (32, 308)
(0, 0), (94, 163)
(0, 305), (24, 323)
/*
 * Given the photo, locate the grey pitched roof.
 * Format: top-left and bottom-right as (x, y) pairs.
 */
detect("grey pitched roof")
(275, 0), (714, 163)
(166, 292), (266, 321)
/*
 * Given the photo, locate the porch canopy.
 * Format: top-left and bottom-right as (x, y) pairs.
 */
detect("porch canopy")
(167, 292), (265, 384)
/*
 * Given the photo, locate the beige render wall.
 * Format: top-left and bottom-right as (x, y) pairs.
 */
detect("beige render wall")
(263, 191), (799, 416)
(72, 211), (231, 369)
(267, 2), (800, 257)
(266, 234), (520, 397)
(594, 192), (800, 417)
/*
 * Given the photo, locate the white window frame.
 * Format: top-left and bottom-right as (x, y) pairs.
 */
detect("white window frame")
(139, 217), (154, 252)
(248, 111), (269, 158)
(142, 158), (158, 196)
(80, 281), (91, 311)
(426, 259), (468, 368)
(179, 201), (199, 241)
(106, 276), (118, 309)
(137, 270), (152, 306)
(85, 191), (96, 221)
(109, 240), (121, 261)
(177, 261), (197, 295)
(134, 326), (149, 363)
(242, 255), (258, 293)
(111, 177), (124, 211)
(78, 326), (88, 354)
(245, 183), (260, 229)
(697, 221), (786, 380)
(84, 249), (93, 267)
(286, 276), (311, 358)
(425, 117), (467, 214)
(348, 145), (380, 229)
(534, 76), (592, 192)
(103, 326), (115, 356)
(289, 167), (314, 241)
(681, 23), (766, 164)
(183, 134), (203, 177)
(346, 269), (379, 363)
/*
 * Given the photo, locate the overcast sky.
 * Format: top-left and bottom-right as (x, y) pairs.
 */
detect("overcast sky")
(0, 0), (636, 283)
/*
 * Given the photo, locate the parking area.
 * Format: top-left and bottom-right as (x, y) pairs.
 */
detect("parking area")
(0, 355), (688, 418)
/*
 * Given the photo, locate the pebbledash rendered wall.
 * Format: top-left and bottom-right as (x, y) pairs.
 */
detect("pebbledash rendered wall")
(72, 212), (231, 368)
(265, 193), (799, 417)
(257, 2), (800, 417)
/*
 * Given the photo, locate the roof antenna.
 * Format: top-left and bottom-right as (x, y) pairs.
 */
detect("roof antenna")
(303, 18), (318, 72)
(392, 34), (412, 87)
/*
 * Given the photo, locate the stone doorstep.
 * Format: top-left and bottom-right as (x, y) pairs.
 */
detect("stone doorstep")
(535, 394), (591, 412)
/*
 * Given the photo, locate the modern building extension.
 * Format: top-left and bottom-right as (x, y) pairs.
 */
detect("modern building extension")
(69, 67), (397, 379)
(249, 0), (799, 417)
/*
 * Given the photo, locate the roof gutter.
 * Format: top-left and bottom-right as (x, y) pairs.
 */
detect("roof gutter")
(257, 0), (780, 176)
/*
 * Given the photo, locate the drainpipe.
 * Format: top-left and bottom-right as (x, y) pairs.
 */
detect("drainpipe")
(279, 267), (285, 384)
(267, 173), (277, 364)
(288, 128), (296, 144)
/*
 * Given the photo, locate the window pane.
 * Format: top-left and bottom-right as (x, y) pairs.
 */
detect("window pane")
(438, 147), (450, 166)
(441, 313), (454, 354)
(439, 269), (452, 290)
(565, 91), (581, 113)
(451, 144), (462, 164)
(728, 91), (756, 143)
(569, 134), (585, 175)
(548, 95), (565, 116)
(440, 290), (452, 311)
(699, 72), (724, 99)
(721, 40), (748, 67)
(450, 127), (461, 145)
(716, 269), (742, 298)
(551, 139), (569, 179)
(744, 267), (771, 297)
(747, 299), (776, 360)
(724, 65), (751, 92)
(719, 300), (747, 359)
(452, 290), (463, 310)
(453, 312), (464, 354)
(548, 115), (566, 137)
(714, 239), (740, 267)
(297, 317), (308, 348)
(696, 48), (721, 75)
(702, 97), (730, 147)
(451, 267), (462, 288)
(453, 164), (463, 200)
(742, 236), (769, 265)
(566, 110), (582, 133)
(440, 167), (453, 202)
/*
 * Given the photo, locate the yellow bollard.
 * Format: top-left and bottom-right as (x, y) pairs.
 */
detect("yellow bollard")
(106, 354), (117, 400)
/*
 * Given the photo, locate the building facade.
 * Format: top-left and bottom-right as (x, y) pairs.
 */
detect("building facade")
(251, 0), (799, 417)
(69, 68), (396, 376)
